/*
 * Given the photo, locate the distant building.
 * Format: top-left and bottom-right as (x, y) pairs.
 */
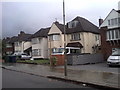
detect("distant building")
(14, 31), (32, 55)
(100, 9), (120, 60)
(2, 36), (18, 55)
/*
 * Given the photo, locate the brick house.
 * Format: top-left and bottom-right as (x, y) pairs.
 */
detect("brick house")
(100, 9), (120, 60)
(2, 36), (18, 55)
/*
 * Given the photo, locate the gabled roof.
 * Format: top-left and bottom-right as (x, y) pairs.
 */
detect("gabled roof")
(3, 36), (18, 44)
(54, 21), (65, 33)
(18, 34), (32, 42)
(66, 16), (99, 34)
(31, 27), (50, 38)
(9, 36), (18, 43)
(100, 9), (120, 28)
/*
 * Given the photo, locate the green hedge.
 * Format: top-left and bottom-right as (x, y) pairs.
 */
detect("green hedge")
(17, 59), (50, 64)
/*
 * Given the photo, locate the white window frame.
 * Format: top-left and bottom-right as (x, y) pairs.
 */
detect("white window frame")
(49, 35), (60, 41)
(106, 29), (120, 41)
(71, 33), (80, 41)
(32, 49), (41, 56)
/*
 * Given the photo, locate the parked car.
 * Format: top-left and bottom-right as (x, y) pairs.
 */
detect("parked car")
(13, 53), (31, 60)
(20, 53), (31, 60)
(107, 50), (120, 67)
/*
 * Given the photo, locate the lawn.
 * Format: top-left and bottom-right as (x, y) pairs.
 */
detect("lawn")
(17, 59), (50, 65)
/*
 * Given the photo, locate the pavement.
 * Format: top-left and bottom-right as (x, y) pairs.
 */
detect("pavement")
(0, 62), (120, 89)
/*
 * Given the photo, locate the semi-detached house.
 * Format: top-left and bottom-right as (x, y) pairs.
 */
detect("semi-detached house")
(14, 31), (32, 55)
(48, 16), (100, 56)
(100, 9), (120, 60)
(31, 28), (50, 59)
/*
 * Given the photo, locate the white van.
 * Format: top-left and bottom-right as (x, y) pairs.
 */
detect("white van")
(51, 47), (81, 55)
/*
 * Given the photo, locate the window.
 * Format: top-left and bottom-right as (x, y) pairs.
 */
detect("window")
(32, 49), (41, 56)
(95, 35), (99, 41)
(108, 20), (110, 26)
(118, 18), (120, 24)
(52, 48), (64, 53)
(6, 44), (12, 48)
(106, 29), (120, 40)
(71, 33), (80, 41)
(108, 18), (119, 26)
(49, 35), (60, 41)
(68, 21), (78, 28)
(15, 42), (20, 46)
(32, 38), (40, 44)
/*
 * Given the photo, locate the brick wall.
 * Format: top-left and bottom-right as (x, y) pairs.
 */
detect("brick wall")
(51, 55), (65, 66)
(100, 27), (120, 60)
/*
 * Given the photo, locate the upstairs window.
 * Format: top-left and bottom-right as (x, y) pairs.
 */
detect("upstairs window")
(71, 33), (80, 41)
(32, 38), (41, 44)
(95, 35), (99, 41)
(68, 21), (78, 28)
(15, 42), (21, 47)
(106, 29), (120, 40)
(49, 35), (60, 41)
(108, 18), (119, 26)
(6, 44), (12, 48)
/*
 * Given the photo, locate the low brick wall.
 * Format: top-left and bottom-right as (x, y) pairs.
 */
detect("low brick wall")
(51, 55), (64, 66)
(67, 53), (104, 65)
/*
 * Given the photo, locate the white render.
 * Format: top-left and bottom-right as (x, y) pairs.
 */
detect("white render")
(14, 41), (32, 54)
(100, 9), (120, 29)
(48, 22), (100, 55)
(67, 32), (100, 54)
(32, 37), (48, 59)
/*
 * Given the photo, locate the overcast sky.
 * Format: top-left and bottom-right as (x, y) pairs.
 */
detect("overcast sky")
(1, 0), (120, 38)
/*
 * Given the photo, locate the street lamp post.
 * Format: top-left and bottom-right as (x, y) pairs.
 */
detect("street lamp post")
(63, 0), (67, 77)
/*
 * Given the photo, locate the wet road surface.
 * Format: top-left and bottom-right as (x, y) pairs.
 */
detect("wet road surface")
(2, 69), (92, 88)
(2, 63), (120, 89)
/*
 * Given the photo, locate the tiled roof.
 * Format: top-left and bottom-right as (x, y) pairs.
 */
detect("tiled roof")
(18, 34), (32, 41)
(66, 16), (99, 34)
(9, 36), (19, 43)
(31, 27), (50, 38)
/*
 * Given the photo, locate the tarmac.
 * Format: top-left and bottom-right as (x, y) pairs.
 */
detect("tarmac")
(0, 62), (120, 89)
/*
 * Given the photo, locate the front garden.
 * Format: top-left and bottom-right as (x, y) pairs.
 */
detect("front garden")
(17, 59), (50, 65)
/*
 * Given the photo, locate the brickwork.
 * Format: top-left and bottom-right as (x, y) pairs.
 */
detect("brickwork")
(100, 27), (120, 60)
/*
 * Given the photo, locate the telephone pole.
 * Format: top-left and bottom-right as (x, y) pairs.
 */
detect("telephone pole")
(63, 0), (67, 77)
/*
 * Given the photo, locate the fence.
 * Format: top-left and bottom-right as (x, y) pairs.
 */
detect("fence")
(67, 53), (104, 65)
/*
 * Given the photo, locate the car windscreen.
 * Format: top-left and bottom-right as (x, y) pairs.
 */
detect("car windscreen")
(112, 50), (120, 56)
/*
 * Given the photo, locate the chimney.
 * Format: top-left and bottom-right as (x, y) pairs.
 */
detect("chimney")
(99, 18), (103, 27)
(18, 31), (25, 37)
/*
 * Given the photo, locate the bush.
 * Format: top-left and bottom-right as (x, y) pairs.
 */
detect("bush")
(51, 57), (57, 66)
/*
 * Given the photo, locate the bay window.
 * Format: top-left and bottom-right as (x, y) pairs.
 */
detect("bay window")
(106, 29), (120, 40)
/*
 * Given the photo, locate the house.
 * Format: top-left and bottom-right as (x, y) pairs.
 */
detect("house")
(48, 17), (100, 65)
(100, 9), (120, 60)
(2, 36), (18, 55)
(48, 16), (100, 55)
(31, 28), (50, 59)
(66, 16), (100, 54)
(48, 21), (65, 55)
(14, 31), (32, 55)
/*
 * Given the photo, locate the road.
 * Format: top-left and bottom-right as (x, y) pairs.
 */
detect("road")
(2, 68), (100, 89)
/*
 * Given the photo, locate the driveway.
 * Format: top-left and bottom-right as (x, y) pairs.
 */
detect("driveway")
(57, 62), (119, 74)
